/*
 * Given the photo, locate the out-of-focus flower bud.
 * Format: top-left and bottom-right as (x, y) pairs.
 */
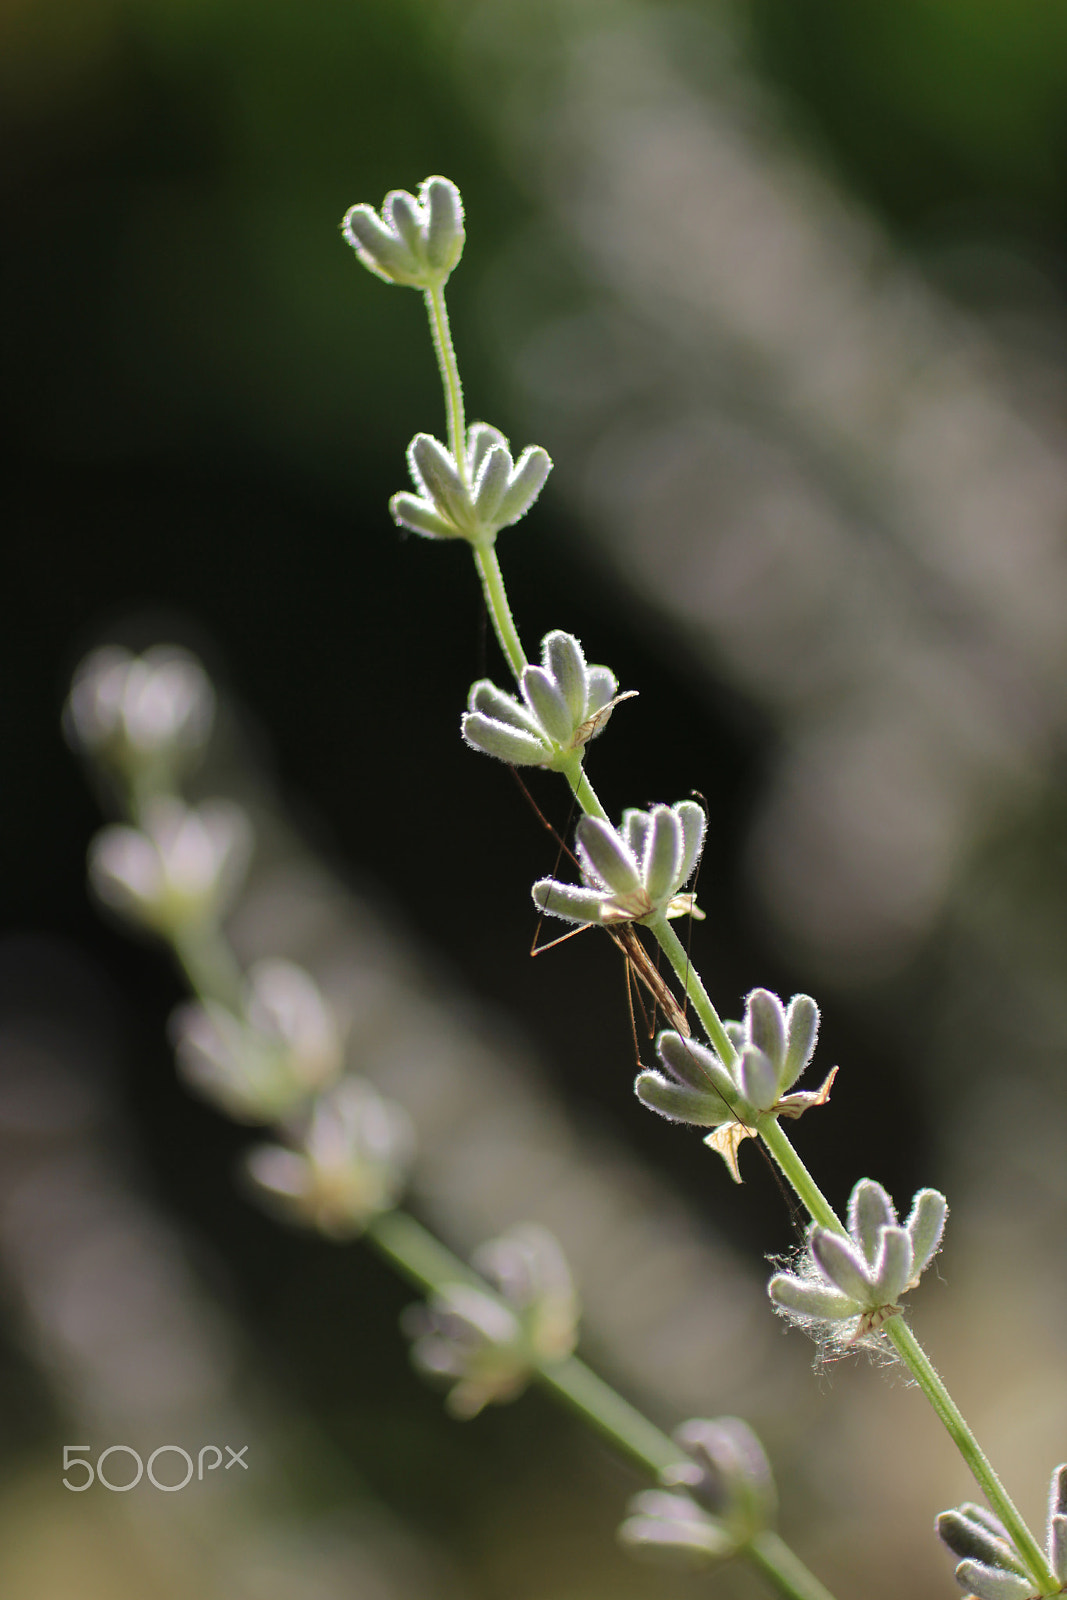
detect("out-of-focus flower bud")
(770, 1178), (947, 1345)
(65, 645), (215, 783)
(390, 422), (551, 547)
(342, 175), (465, 289)
(403, 1224), (579, 1419)
(171, 960), (343, 1122)
(245, 1079), (415, 1237)
(88, 797), (250, 937)
(619, 1417), (776, 1566)
(462, 629), (629, 769)
(635, 987), (831, 1181)
(532, 802), (705, 929)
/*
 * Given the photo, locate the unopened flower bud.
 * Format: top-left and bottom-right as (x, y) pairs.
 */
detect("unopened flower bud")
(88, 797), (250, 937)
(533, 801), (705, 928)
(403, 1224), (578, 1418)
(770, 1178), (947, 1345)
(390, 422), (551, 547)
(171, 960), (343, 1122)
(342, 175), (465, 289)
(245, 1078), (414, 1237)
(619, 1417), (776, 1567)
(65, 645), (215, 784)
(462, 629), (627, 769)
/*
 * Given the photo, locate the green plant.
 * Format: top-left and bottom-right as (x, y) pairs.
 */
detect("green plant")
(66, 175), (1067, 1600)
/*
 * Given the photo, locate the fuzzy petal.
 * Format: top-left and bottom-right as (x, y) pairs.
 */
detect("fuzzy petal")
(409, 434), (470, 528)
(811, 1230), (873, 1304)
(738, 1045), (779, 1113)
(937, 1511), (1028, 1575)
(473, 443), (512, 526)
(954, 1560), (1034, 1600)
(462, 713), (549, 766)
(389, 492), (457, 539)
(768, 1274), (857, 1321)
(848, 1179), (896, 1268)
(342, 204), (416, 283)
(635, 1070), (731, 1128)
(422, 175), (465, 274)
(781, 994), (820, 1090)
(673, 801), (707, 888)
(521, 666), (574, 745)
(576, 816), (643, 897)
(905, 1188), (948, 1281)
(466, 422), (509, 479)
(495, 445), (552, 525)
(531, 879), (609, 925)
(543, 631), (588, 721)
(872, 1225), (912, 1306)
(657, 1031), (737, 1105)
(467, 680), (543, 737)
(746, 990), (786, 1072)
(643, 806), (684, 904)
(585, 664), (617, 717)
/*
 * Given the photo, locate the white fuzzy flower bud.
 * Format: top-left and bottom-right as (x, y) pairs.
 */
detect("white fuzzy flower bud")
(342, 176), (465, 290)
(171, 960), (343, 1122)
(403, 1224), (578, 1419)
(88, 797), (250, 936)
(245, 1079), (415, 1237)
(65, 645), (215, 782)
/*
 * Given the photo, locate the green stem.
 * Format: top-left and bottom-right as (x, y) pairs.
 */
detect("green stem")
(558, 751), (609, 823)
(757, 1118), (841, 1236)
(414, 295), (1050, 1586)
(365, 1208), (484, 1294)
(885, 1319), (1058, 1595)
(746, 1531), (841, 1600)
(366, 1209), (837, 1600)
(473, 543), (528, 681)
(537, 1355), (684, 1478)
(172, 921), (247, 1012)
(647, 915), (737, 1070)
(425, 282), (466, 471)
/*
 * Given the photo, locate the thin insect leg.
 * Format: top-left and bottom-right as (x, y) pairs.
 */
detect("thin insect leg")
(619, 943), (649, 1069)
(530, 922), (594, 958)
(509, 765), (584, 957)
(614, 923), (692, 1040)
(508, 766), (580, 870)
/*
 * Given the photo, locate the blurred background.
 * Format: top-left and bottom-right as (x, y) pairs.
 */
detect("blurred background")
(7, 0), (1067, 1594)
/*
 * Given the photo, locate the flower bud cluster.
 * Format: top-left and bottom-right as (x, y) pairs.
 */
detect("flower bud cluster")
(770, 1178), (947, 1343)
(462, 630), (628, 769)
(245, 1078), (415, 1238)
(635, 989), (828, 1181)
(533, 801), (706, 928)
(170, 959), (344, 1123)
(342, 175), (465, 289)
(89, 797), (251, 938)
(403, 1224), (578, 1419)
(65, 644), (215, 786)
(937, 1465), (1067, 1600)
(390, 422), (551, 547)
(619, 1417), (776, 1566)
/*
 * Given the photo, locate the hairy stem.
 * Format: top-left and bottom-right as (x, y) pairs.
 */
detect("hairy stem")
(425, 282), (466, 470)
(473, 543), (528, 681)
(885, 1319), (1058, 1595)
(414, 238), (1050, 1583)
